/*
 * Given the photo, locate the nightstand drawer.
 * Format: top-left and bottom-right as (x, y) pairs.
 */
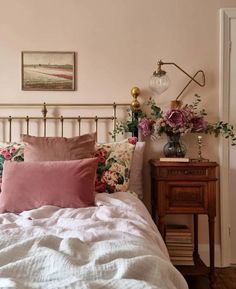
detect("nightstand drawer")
(157, 167), (211, 181)
(150, 160), (218, 181)
(166, 167), (207, 178)
(165, 182), (208, 213)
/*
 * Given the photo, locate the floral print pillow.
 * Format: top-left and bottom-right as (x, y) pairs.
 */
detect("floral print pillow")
(95, 140), (136, 194)
(0, 142), (24, 176)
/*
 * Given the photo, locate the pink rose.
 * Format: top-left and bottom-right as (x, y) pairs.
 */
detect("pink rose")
(138, 118), (152, 136)
(10, 147), (17, 154)
(98, 156), (106, 164)
(3, 152), (12, 160)
(95, 148), (108, 158)
(99, 148), (108, 157)
(191, 116), (208, 132)
(95, 180), (107, 193)
(128, 137), (138, 145)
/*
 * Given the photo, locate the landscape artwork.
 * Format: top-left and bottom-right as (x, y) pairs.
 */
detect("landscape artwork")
(22, 51), (75, 91)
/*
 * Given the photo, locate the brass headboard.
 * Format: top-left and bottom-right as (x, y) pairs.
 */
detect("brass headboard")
(0, 87), (141, 142)
(0, 102), (128, 142)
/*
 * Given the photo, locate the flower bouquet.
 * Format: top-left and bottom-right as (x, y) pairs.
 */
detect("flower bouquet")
(112, 94), (236, 156)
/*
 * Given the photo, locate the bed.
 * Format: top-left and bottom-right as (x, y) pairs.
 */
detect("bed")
(0, 100), (188, 289)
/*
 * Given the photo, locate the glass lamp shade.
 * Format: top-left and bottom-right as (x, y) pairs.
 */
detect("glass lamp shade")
(149, 73), (170, 95)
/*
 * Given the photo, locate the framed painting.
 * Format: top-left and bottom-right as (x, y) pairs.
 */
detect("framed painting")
(21, 51), (75, 91)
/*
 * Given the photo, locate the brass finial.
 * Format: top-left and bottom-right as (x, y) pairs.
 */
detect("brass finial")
(130, 86), (141, 111)
(41, 102), (48, 118)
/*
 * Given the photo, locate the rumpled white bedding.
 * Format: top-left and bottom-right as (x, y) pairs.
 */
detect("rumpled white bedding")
(0, 192), (188, 289)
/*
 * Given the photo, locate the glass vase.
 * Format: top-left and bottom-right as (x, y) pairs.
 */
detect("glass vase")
(163, 132), (186, 158)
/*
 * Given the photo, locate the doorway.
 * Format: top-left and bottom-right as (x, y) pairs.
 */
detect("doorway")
(229, 17), (236, 265)
(220, 8), (236, 266)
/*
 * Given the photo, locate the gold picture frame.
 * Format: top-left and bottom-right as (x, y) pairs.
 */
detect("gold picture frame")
(21, 51), (75, 91)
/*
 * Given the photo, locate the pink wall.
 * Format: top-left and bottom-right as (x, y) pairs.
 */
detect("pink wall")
(0, 0), (236, 247)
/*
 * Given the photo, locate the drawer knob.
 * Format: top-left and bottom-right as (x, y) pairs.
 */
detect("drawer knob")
(184, 170), (190, 175)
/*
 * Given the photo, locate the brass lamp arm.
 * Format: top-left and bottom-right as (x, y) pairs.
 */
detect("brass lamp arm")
(159, 61), (206, 101)
(175, 69), (205, 101)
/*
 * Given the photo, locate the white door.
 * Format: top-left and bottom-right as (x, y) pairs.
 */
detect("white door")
(229, 18), (236, 265)
(220, 8), (236, 267)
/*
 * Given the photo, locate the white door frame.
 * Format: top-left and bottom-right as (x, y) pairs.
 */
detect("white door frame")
(219, 8), (236, 267)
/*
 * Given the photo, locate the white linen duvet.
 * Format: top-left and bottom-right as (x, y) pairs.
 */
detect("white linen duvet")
(0, 192), (188, 289)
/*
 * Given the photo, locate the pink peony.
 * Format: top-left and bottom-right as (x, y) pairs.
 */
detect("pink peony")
(164, 109), (188, 128)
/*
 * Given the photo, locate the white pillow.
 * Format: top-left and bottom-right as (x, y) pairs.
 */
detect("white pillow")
(129, 142), (145, 199)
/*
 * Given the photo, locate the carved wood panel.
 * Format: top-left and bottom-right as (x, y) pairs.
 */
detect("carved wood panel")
(166, 182), (208, 213)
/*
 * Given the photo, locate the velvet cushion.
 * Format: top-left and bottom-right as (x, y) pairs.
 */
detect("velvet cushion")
(22, 133), (95, 162)
(0, 158), (98, 213)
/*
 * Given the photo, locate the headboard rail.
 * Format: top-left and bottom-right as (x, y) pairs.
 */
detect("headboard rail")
(0, 102), (134, 142)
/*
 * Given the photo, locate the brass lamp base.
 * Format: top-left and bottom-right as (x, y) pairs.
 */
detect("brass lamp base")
(171, 100), (183, 109)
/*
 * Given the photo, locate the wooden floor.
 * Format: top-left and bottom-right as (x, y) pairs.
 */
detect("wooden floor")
(186, 267), (236, 289)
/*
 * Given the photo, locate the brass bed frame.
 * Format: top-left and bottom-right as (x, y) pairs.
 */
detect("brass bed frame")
(0, 87), (141, 142)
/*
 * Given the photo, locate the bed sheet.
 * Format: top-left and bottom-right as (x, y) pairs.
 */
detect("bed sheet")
(0, 192), (188, 289)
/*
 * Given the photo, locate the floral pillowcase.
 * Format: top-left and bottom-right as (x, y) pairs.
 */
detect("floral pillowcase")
(0, 139), (137, 195)
(95, 139), (136, 194)
(0, 142), (24, 177)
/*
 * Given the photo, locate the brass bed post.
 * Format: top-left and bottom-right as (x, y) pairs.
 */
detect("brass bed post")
(26, 116), (29, 135)
(60, 116), (64, 137)
(113, 102), (117, 142)
(41, 103), (48, 137)
(94, 116), (98, 141)
(8, 116), (12, 142)
(130, 87), (141, 138)
(77, 116), (81, 136)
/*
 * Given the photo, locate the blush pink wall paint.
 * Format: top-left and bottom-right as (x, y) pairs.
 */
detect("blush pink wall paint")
(0, 0), (236, 246)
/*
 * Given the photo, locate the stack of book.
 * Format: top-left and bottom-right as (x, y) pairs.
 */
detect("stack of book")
(165, 224), (194, 265)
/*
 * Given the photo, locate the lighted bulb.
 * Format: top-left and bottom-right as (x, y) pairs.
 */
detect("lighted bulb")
(149, 73), (170, 95)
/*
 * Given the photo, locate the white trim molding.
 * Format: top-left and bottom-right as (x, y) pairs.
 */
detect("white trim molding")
(219, 8), (236, 267)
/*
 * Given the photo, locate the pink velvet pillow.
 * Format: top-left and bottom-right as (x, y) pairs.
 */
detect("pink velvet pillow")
(22, 133), (96, 162)
(0, 158), (98, 213)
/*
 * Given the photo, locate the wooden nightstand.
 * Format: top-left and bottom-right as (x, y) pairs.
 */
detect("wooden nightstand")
(150, 160), (218, 287)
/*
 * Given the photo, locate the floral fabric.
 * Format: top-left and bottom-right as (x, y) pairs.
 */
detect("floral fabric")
(0, 142), (24, 176)
(95, 141), (135, 194)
